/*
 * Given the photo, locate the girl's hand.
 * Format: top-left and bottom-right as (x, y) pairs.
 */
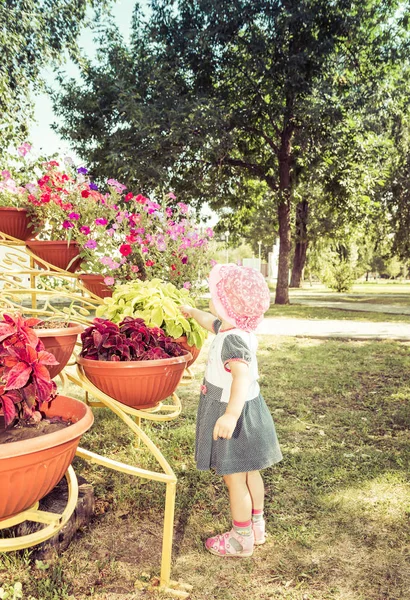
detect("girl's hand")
(213, 414), (238, 440)
(180, 305), (194, 318)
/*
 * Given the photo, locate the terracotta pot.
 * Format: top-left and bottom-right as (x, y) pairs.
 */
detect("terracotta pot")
(35, 322), (84, 379)
(0, 394), (94, 521)
(79, 274), (112, 299)
(25, 240), (81, 272)
(77, 351), (192, 410)
(173, 336), (201, 368)
(0, 207), (35, 241)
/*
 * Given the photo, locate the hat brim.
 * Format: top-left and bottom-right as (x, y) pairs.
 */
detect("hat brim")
(208, 263), (236, 327)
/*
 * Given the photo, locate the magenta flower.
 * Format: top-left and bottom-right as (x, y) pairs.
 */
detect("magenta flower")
(166, 207), (173, 217)
(63, 220), (74, 229)
(177, 202), (189, 214)
(84, 239), (97, 249)
(206, 227), (214, 238)
(95, 218), (108, 226)
(104, 276), (115, 286)
(181, 255), (188, 264)
(68, 212), (80, 220)
(17, 142), (31, 157)
(80, 226), (91, 235)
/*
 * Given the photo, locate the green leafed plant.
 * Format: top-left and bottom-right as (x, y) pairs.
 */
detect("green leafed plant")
(95, 279), (207, 348)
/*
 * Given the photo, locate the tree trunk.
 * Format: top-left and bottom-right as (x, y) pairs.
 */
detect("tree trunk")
(290, 200), (309, 288)
(274, 134), (292, 305)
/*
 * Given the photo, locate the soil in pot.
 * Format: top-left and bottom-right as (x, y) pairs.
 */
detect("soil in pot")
(0, 416), (70, 444)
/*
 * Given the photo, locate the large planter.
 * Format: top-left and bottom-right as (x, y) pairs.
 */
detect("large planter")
(0, 395), (94, 521)
(79, 274), (112, 299)
(0, 207), (35, 241)
(25, 240), (81, 272)
(77, 351), (192, 410)
(174, 336), (201, 368)
(35, 322), (84, 379)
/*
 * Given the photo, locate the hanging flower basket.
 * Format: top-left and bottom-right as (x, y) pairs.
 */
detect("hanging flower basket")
(35, 322), (84, 379)
(0, 395), (94, 521)
(77, 351), (191, 410)
(173, 336), (201, 368)
(0, 207), (35, 241)
(79, 274), (113, 299)
(25, 240), (81, 272)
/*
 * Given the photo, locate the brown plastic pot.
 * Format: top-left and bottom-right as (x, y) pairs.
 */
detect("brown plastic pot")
(25, 240), (81, 272)
(35, 322), (84, 379)
(77, 351), (192, 410)
(79, 274), (112, 298)
(173, 336), (201, 368)
(0, 394), (93, 522)
(0, 207), (35, 241)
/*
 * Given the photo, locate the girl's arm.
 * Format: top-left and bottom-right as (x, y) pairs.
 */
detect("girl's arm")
(180, 305), (216, 333)
(213, 361), (251, 440)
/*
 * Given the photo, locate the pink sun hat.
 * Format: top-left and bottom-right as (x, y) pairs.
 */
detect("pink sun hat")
(208, 263), (271, 332)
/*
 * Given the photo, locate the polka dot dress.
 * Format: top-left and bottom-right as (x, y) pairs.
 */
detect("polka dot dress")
(195, 320), (283, 475)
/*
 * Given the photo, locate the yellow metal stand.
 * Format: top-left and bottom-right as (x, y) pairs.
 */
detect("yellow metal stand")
(0, 232), (193, 598)
(0, 466), (78, 551)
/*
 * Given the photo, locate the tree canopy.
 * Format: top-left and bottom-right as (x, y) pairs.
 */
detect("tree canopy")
(53, 0), (410, 301)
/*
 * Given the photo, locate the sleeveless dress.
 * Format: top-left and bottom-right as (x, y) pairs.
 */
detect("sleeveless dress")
(195, 319), (283, 475)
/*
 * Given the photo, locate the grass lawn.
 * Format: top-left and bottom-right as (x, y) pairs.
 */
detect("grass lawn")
(287, 282), (410, 307)
(265, 304), (410, 323)
(1, 335), (410, 599)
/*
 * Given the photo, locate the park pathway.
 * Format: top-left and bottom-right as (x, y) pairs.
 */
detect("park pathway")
(256, 317), (410, 341)
(290, 298), (410, 315)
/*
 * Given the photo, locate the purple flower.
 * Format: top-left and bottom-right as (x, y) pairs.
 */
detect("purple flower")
(181, 255), (188, 264)
(80, 225), (91, 235)
(77, 167), (88, 175)
(63, 220), (74, 229)
(68, 212), (80, 220)
(89, 182), (99, 191)
(95, 218), (108, 226)
(84, 239), (97, 250)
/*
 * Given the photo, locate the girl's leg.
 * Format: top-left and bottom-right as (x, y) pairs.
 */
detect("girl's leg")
(246, 470), (266, 545)
(246, 470), (264, 510)
(205, 472), (254, 557)
(224, 472), (252, 522)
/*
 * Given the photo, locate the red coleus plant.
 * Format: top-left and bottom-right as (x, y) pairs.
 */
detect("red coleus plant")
(0, 314), (59, 428)
(80, 317), (184, 362)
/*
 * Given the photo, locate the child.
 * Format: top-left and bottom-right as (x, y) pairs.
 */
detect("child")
(180, 263), (282, 557)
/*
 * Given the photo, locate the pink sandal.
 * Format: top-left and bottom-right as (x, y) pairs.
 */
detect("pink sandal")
(205, 528), (254, 557)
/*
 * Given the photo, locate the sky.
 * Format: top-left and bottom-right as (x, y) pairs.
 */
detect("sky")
(30, 0), (141, 159)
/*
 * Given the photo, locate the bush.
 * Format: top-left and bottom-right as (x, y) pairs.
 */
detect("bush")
(322, 260), (356, 292)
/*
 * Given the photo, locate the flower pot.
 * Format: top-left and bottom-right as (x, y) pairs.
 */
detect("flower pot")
(79, 274), (112, 299)
(25, 240), (81, 272)
(173, 336), (201, 368)
(34, 323), (84, 379)
(0, 207), (35, 241)
(77, 351), (192, 410)
(0, 394), (94, 521)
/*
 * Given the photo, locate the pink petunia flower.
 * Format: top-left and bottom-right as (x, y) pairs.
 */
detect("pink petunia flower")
(168, 192), (176, 199)
(183, 282), (191, 289)
(131, 265), (140, 273)
(95, 218), (108, 226)
(68, 212), (80, 220)
(104, 276), (115, 286)
(80, 226), (91, 235)
(17, 142), (32, 157)
(63, 220), (74, 229)
(177, 202), (189, 214)
(84, 239), (97, 249)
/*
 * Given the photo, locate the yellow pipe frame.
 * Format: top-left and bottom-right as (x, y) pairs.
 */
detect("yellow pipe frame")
(0, 232), (192, 598)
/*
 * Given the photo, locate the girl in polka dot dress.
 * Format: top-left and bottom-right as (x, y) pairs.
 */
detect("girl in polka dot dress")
(180, 263), (282, 557)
